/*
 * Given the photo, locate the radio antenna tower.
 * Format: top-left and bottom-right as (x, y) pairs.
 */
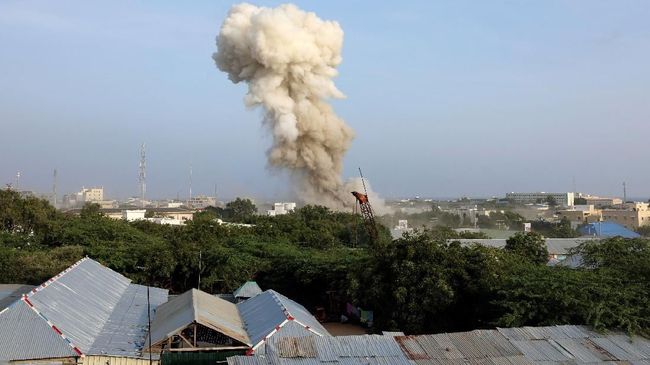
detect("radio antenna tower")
(139, 143), (146, 208)
(52, 169), (58, 207)
(189, 164), (193, 203)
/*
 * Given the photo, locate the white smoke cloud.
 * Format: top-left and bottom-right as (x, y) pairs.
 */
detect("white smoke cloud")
(214, 3), (389, 214)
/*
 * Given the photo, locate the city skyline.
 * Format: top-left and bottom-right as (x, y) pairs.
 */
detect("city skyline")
(1, 1), (649, 200)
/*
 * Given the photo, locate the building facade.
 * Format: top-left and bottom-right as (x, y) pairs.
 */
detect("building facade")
(601, 203), (650, 230)
(267, 202), (297, 216)
(81, 187), (104, 202)
(506, 192), (575, 207)
(583, 196), (623, 208)
(557, 205), (602, 227)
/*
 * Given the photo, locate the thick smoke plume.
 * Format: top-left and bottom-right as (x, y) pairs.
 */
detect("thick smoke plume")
(214, 3), (387, 213)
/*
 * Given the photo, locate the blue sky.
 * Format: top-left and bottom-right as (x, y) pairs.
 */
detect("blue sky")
(1, 1), (649, 201)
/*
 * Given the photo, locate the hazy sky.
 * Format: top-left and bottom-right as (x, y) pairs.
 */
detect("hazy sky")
(1, 1), (649, 201)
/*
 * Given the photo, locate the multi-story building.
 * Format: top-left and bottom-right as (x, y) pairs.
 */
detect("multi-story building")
(506, 192), (575, 207)
(81, 187), (104, 202)
(601, 202), (650, 230)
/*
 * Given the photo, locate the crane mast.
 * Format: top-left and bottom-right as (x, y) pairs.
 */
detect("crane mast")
(351, 168), (378, 242)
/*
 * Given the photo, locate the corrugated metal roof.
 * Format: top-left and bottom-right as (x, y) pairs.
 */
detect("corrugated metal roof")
(230, 325), (650, 365)
(227, 357), (268, 365)
(0, 258), (169, 361)
(235, 334), (413, 364)
(0, 300), (76, 362)
(91, 283), (168, 356)
(234, 282), (263, 299)
(450, 238), (598, 255)
(238, 290), (329, 348)
(27, 258), (133, 353)
(147, 288), (250, 347)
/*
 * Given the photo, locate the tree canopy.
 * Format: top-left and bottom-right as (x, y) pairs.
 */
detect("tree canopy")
(1, 189), (648, 336)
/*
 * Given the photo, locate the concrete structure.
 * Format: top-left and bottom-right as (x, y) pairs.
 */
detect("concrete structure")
(145, 208), (195, 222)
(506, 192), (575, 207)
(146, 217), (185, 225)
(187, 195), (217, 209)
(267, 202), (297, 216)
(582, 195), (623, 208)
(601, 202), (650, 230)
(391, 220), (413, 239)
(81, 187), (104, 202)
(557, 205), (602, 227)
(445, 206), (497, 226)
(61, 187), (105, 209)
(122, 209), (146, 222)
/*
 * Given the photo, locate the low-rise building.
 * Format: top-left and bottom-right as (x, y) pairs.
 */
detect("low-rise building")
(582, 195), (623, 208)
(557, 205), (602, 227)
(0, 258), (169, 365)
(227, 325), (650, 365)
(601, 202), (650, 230)
(123, 209), (146, 222)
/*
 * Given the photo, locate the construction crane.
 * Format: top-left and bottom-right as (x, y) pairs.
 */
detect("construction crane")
(351, 168), (378, 243)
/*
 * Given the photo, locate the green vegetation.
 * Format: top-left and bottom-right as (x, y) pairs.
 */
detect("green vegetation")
(1, 189), (648, 336)
(530, 218), (579, 238)
(637, 226), (650, 237)
(505, 232), (548, 265)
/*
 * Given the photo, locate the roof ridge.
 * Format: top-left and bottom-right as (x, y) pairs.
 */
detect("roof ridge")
(20, 295), (84, 356)
(267, 290), (294, 320)
(20, 257), (130, 358)
(26, 257), (89, 298)
(190, 288), (200, 322)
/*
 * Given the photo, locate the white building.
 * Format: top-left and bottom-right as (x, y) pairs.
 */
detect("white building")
(122, 209), (146, 222)
(267, 202), (297, 216)
(506, 192), (575, 207)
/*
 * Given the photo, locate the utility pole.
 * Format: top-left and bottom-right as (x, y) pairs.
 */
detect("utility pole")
(139, 143), (146, 208)
(189, 164), (193, 204)
(52, 169), (58, 208)
(197, 250), (202, 290)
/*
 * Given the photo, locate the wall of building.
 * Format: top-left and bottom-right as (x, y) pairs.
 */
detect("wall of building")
(602, 203), (650, 229)
(505, 192), (574, 207)
(82, 356), (159, 365)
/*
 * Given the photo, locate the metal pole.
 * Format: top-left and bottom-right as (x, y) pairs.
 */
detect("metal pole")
(147, 285), (152, 365)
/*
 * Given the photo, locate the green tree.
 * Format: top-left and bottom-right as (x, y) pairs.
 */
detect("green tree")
(505, 232), (548, 264)
(225, 198), (257, 222)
